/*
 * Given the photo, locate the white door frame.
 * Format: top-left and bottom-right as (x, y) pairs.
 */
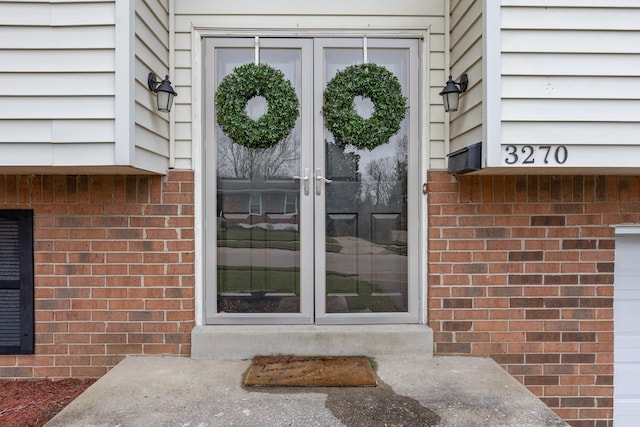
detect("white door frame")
(191, 28), (430, 326)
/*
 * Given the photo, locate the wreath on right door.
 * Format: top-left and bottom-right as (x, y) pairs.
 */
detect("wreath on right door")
(322, 63), (407, 151)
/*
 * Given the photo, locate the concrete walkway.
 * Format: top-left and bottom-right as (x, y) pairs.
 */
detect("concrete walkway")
(47, 356), (569, 427)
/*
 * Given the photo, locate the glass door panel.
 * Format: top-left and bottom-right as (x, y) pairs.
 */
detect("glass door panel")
(314, 39), (419, 323)
(205, 38), (314, 324)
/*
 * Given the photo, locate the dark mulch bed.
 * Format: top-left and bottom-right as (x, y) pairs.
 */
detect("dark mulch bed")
(0, 379), (95, 427)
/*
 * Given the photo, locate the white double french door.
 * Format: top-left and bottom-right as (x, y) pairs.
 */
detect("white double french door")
(204, 37), (420, 324)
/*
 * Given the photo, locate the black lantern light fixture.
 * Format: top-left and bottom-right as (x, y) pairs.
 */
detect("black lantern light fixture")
(439, 74), (468, 113)
(148, 73), (177, 113)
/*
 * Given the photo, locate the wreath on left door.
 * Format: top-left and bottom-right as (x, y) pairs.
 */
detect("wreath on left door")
(215, 63), (299, 149)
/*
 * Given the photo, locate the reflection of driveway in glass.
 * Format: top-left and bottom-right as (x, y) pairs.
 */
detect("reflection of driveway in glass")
(331, 236), (390, 255)
(216, 246), (407, 284)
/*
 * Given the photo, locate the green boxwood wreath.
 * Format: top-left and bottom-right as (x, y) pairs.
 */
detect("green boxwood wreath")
(215, 63), (299, 149)
(323, 63), (407, 151)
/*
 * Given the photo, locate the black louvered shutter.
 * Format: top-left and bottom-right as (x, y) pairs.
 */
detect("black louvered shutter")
(0, 210), (34, 354)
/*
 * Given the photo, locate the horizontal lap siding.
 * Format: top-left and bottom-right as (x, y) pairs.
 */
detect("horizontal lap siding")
(173, 0), (447, 169)
(449, 0), (483, 154)
(501, 5), (640, 149)
(134, 0), (170, 170)
(0, 1), (116, 168)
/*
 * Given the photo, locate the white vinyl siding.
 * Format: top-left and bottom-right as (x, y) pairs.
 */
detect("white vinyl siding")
(133, 0), (171, 172)
(0, 1), (118, 172)
(0, 0), (171, 175)
(449, 0), (483, 154)
(173, 0), (447, 169)
(487, 2), (640, 172)
(445, 1), (640, 174)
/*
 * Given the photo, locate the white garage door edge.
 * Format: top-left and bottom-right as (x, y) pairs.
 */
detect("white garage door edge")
(614, 225), (640, 426)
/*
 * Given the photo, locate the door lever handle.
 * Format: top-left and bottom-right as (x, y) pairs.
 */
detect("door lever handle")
(293, 168), (310, 195)
(315, 169), (332, 195)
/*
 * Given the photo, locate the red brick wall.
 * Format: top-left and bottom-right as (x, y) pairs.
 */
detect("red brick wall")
(0, 168), (627, 425)
(0, 171), (194, 379)
(427, 171), (634, 427)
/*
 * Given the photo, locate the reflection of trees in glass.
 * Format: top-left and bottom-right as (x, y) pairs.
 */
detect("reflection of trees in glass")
(365, 158), (394, 206)
(216, 129), (299, 179)
(326, 141), (361, 182)
(357, 137), (408, 241)
(389, 136), (408, 211)
(361, 137), (407, 208)
(325, 140), (362, 215)
(324, 136), (408, 241)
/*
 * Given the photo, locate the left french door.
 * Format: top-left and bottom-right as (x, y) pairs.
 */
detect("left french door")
(205, 38), (314, 324)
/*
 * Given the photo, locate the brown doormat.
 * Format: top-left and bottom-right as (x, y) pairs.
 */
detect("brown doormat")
(245, 355), (377, 387)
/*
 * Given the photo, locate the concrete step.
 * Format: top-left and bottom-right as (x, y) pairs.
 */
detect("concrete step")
(191, 324), (434, 359)
(47, 356), (569, 427)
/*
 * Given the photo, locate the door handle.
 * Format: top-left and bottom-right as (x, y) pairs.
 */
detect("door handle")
(315, 168), (333, 195)
(293, 168), (309, 195)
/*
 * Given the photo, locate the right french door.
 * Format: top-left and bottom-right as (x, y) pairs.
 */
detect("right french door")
(205, 37), (421, 324)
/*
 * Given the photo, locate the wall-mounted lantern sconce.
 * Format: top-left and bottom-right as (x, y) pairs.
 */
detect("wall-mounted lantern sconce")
(147, 73), (177, 113)
(439, 74), (468, 112)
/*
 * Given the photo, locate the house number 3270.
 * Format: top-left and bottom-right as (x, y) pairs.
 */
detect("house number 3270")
(504, 145), (568, 165)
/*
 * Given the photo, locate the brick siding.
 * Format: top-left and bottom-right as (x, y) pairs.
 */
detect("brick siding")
(0, 172), (194, 378)
(0, 168), (631, 426)
(427, 171), (633, 427)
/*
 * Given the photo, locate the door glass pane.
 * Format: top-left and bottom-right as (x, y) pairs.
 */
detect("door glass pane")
(215, 48), (302, 314)
(324, 48), (409, 313)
